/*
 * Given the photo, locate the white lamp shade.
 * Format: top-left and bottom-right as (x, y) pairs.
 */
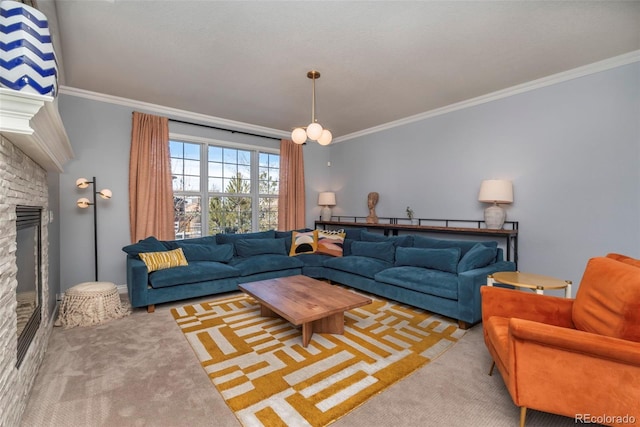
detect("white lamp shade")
(306, 122), (323, 140)
(318, 192), (336, 206)
(317, 129), (332, 146)
(77, 197), (91, 208)
(76, 177), (90, 188)
(291, 127), (307, 144)
(99, 189), (112, 199)
(478, 180), (513, 204)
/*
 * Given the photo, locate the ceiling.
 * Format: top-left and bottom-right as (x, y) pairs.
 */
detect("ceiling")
(48, 1), (640, 141)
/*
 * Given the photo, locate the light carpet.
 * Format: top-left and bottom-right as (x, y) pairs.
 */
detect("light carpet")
(171, 292), (466, 427)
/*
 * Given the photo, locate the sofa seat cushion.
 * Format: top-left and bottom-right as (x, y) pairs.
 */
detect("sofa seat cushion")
(374, 266), (459, 299)
(148, 261), (240, 288)
(484, 316), (510, 374)
(229, 254), (303, 276)
(324, 255), (393, 279)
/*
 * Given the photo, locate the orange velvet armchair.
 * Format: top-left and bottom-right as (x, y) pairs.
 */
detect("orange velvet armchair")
(481, 255), (640, 427)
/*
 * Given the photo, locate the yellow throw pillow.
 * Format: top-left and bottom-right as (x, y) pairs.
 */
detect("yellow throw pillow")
(139, 248), (188, 272)
(316, 229), (346, 257)
(289, 230), (318, 256)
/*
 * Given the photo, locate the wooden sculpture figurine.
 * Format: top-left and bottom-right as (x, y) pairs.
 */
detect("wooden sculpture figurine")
(366, 192), (379, 224)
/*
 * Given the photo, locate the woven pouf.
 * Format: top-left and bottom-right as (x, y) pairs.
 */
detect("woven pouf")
(55, 282), (130, 328)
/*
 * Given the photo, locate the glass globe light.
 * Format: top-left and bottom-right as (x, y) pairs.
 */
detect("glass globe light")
(318, 129), (332, 146)
(76, 177), (90, 188)
(306, 122), (323, 141)
(291, 128), (307, 144)
(77, 197), (91, 208)
(99, 189), (112, 199)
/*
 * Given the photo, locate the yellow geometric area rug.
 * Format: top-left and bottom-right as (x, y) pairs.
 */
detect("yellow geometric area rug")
(171, 291), (465, 427)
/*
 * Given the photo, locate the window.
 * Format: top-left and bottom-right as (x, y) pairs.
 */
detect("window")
(170, 139), (279, 238)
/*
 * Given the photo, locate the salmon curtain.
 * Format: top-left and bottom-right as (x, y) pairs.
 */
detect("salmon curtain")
(129, 112), (175, 242)
(278, 139), (306, 230)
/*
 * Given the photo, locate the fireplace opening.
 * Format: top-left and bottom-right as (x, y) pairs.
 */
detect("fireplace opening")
(16, 205), (42, 368)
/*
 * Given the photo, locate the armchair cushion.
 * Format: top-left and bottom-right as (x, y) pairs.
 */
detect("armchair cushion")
(572, 257), (640, 342)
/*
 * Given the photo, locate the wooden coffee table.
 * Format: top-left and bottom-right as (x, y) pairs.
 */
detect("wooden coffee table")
(238, 275), (372, 347)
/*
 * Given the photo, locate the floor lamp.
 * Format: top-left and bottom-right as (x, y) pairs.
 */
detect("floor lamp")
(76, 177), (112, 281)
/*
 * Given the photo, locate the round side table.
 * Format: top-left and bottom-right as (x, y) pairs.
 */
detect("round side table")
(487, 271), (572, 298)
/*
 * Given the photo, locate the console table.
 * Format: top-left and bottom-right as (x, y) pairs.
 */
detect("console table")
(315, 217), (519, 267)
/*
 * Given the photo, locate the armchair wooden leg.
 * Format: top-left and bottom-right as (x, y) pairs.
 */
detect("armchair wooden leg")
(520, 407), (527, 427)
(488, 361), (495, 376)
(147, 304), (155, 313)
(458, 320), (471, 329)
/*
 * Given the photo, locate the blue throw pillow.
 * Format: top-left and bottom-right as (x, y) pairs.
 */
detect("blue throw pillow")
(235, 238), (287, 258)
(351, 241), (395, 263)
(122, 236), (167, 258)
(395, 247), (461, 274)
(175, 242), (233, 262)
(457, 243), (497, 272)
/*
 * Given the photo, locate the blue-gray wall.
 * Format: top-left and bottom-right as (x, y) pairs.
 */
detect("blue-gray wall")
(56, 98), (281, 290)
(56, 62), (640, 296)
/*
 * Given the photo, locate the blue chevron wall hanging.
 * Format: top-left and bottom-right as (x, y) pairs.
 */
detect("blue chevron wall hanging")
(0, 0), (58, 97)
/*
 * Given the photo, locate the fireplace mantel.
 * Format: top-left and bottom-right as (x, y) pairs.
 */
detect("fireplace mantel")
(0, 88), (73, 172)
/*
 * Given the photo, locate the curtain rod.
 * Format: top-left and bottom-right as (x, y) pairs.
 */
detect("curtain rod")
(167, 118), (282, 141)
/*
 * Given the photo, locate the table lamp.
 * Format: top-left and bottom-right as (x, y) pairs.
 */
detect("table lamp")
(318, 192), (336, 221)
(478, 180), (513, 229)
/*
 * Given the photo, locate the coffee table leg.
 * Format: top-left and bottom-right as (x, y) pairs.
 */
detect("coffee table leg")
(302, 323), (313, 347)
(301, 313), (345, 348)
(260, 304), (277, 318)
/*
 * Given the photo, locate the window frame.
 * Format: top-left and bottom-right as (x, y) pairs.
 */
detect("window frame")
(170, 133), (280, 237)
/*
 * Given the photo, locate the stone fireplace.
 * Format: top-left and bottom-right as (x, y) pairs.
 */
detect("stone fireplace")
(0, 135), (51, 425)
(15, 205), (44, 368)
(0, 90), (72, 427)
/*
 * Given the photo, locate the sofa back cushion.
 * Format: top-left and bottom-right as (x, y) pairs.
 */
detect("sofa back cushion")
(457, 243), (498, 273)
(176, 242), (233, 262)
(216, 230), (276, 245)
(395, 247), (460, 274)
(412, 235), (497, 257)
(235, 238), (287, 257)
(361, 230), (413, 247)
(573, 257), (640, 342)
(351, 241), (395, 263)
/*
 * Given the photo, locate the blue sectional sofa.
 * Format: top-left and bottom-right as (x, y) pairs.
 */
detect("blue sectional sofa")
(123, 228), (515, 328)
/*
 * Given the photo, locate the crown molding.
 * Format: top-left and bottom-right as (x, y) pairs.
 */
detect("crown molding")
(58, 50), (639, 146)
(57, 86), (289, 139)
(333, 50), (640, 144)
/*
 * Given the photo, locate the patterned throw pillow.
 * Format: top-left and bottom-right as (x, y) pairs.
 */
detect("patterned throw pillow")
(139, 248), (188, 272)
(289, 230), (318, 256)
(316, 229), (346, 257)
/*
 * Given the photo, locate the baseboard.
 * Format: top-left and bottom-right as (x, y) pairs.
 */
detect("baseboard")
(117, 284), (128, 294)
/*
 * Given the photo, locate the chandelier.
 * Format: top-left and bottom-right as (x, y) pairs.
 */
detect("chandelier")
(291, 70), (332, 146)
